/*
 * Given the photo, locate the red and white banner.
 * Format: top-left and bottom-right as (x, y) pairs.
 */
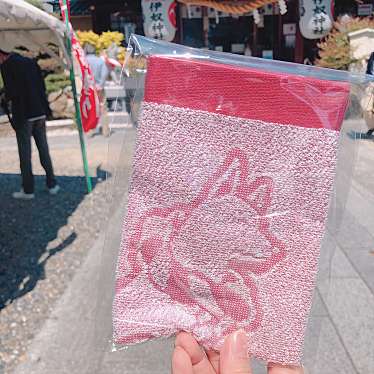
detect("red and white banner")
(71, 33), (100, 132)
(59, 0), (99, 132)
(59, 0), (71, 19)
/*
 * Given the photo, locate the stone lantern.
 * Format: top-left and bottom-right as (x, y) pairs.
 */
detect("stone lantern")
(348, 28), (374, 73)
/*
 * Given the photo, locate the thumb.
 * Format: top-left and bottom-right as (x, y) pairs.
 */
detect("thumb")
(220, 330), (252, 374)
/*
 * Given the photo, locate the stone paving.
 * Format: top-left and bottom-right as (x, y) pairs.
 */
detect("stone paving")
(1, 119), (374, 374)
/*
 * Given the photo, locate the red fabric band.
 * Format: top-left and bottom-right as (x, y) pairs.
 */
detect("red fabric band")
(144, 56), (350, 131)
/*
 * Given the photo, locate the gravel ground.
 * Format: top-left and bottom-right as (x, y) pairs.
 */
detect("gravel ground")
(0, 130), (125, 374)
(0, 120), (13, 138)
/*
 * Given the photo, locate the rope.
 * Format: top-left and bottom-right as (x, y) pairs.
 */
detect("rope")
(177, 0), (276, 14)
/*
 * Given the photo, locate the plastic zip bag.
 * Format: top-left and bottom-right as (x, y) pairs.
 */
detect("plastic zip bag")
(110, 35), (370, 366)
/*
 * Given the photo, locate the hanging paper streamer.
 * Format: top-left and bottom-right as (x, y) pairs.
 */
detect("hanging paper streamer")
(113, 55), (350, 365)
(299, 0), (333, 39)
(59, 0), (100, 132)
(71, 34), (101, 132)
(278, 0), (287, 15)
(253, 9), (261, 25)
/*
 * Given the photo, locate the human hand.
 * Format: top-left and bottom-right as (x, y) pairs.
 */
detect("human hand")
(172, 330), (304, 374)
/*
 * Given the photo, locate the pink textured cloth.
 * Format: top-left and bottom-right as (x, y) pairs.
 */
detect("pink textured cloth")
(113, 57), (350, 364)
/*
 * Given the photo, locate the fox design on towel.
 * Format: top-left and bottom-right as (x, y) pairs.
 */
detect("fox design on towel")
(117, 147), (286, 337)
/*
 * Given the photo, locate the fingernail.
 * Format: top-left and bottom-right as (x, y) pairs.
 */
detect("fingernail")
(229, 329), (249, 359)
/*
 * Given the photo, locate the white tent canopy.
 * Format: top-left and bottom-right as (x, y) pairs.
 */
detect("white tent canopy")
(0, 0), (91, 192)
(0, 0), (68, 61)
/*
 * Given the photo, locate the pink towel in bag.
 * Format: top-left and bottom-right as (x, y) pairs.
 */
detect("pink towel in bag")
(113, 56), (350, 364)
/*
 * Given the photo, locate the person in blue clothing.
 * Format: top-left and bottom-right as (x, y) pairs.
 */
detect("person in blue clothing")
(365, 52), (374, 137)
(84, 43), (110, 137)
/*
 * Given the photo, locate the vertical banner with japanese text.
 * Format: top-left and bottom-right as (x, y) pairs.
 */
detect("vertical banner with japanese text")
(59, 0), (100, 132)
(299, 0), (333, 40)
(142, 0), (177, 41)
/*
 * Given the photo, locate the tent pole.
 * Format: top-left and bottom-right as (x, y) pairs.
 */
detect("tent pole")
(61, 0), (92, 193)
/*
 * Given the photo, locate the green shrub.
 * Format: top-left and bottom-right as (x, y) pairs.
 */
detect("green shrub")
(45, 73), (71, 94)
(25, 0), (44, 10)
(317, 17), (374, 70)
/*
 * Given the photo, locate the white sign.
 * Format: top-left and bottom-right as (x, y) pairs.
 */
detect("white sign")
(283, 23), (296, 35)
(358, 4), (373, 16)
(231, 43), (245, 53)
(262, 50), (273, 59)
(285, 34), (296, 48)
(299, 0), (333, 40)
(142, 0), (177, 41)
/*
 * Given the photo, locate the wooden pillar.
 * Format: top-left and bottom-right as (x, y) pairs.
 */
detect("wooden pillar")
(277, 6), (282, 60)
(177, 3), (184, 44)
(295, 27), (304, 62)
(252, 18), (257, 56)
(91, 0), (98, 32)
(294, 0), (304, 63)
(202, 6), (209, 48)
(90, 0), (111, 33)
